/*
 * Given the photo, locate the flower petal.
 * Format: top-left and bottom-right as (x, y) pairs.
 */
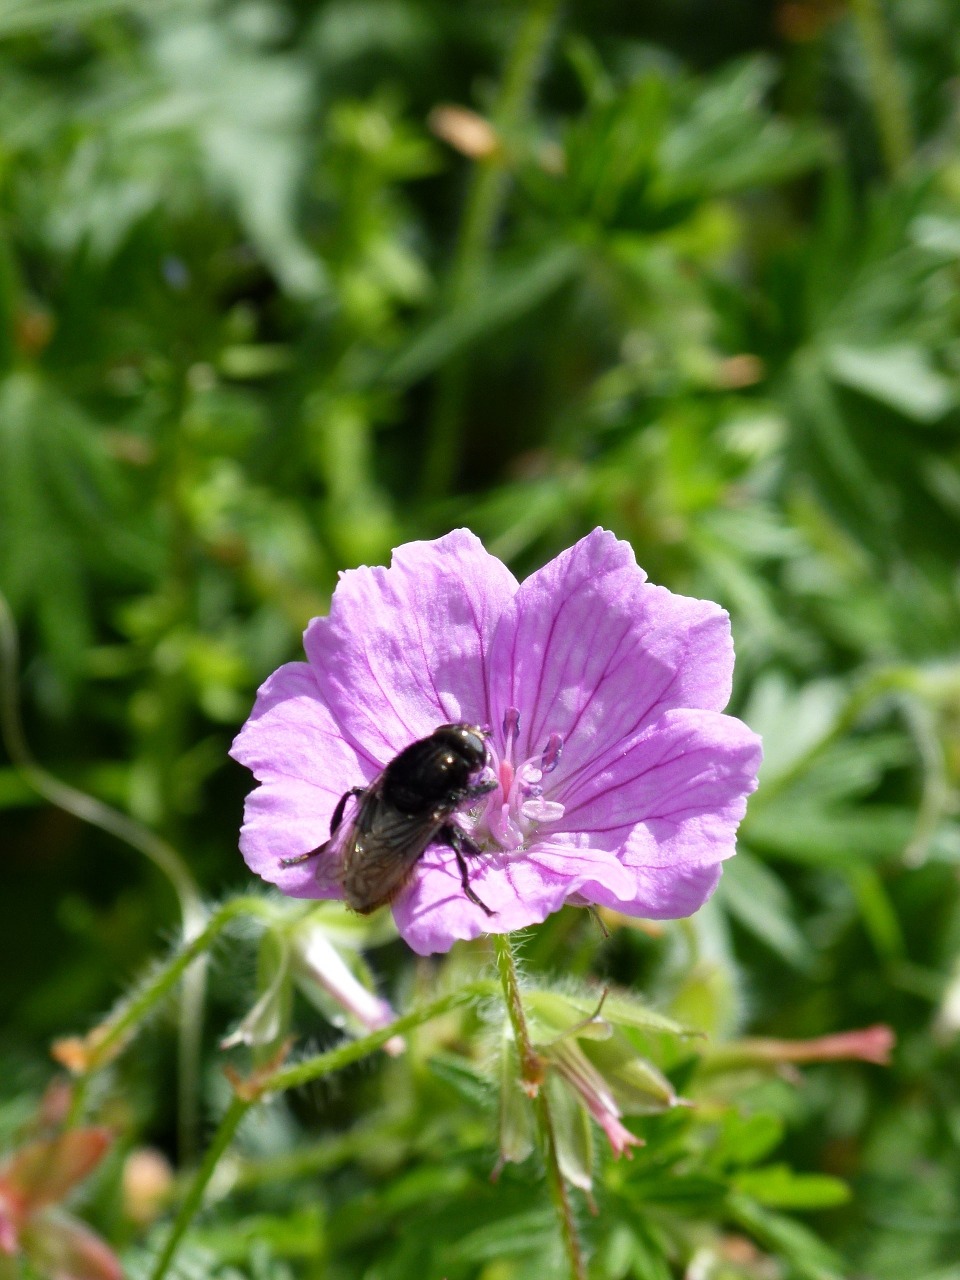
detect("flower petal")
(389, 835), (636, 955)
(230, 663), (371, 895)
(238, 778), (350, 899)
(304, 530), (518, 762)
(292, 927), (402, 1053)
(0, 1205), (17, 1255)
(390, 848), (567, 955)
(21, 1210), (121, 1280)
(1, 1131), (111, 1215)
(582, 862), (724, 920)
(563, 709), (761, 917)
(561, 708), (760, 843)
(487, 530), (734, 795)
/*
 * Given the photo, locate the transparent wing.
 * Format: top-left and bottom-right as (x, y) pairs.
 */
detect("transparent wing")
(340, 797), (445, 913)
(301, 790), (369, 898)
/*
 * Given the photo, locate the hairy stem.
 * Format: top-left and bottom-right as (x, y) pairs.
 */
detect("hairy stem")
(535, 1089), (587, 1280)
(492, 933), (541, 1090)
(264, 980), (494, 1093)
(0, 589), (213, 1151)
(148, 981), (495, 1280)
(850, 0), (912, 176)
(493, 934), (586, 1280)
(148, 1094), (250, 1280)
(65, 896), (276, 1125)
(0, 592), (204, 929)
(421, 0), (561, 499)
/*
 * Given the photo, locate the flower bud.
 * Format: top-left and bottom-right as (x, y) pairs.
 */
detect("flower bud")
(292, 924), (403, 1056)
(122, 1148), (174, 1226)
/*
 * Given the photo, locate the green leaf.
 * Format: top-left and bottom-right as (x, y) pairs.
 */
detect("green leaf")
(382, 244), (580, 386)
(446, 1209), (558, 1264)
(715, 1111), (785, 1168)
(728, 1194), (846, 1280)
(0, 372), (149, 679)
(733, 1164), (851, 1209)
(144, 15), (327, 297)
(427, 1053), (491, 1112)
(583, 1033), (679, 1113)
(560, 991), (690, 1038)
(547, 1073), (594, 1192)
(498, 1035), (535, 1166)
(826, 343), (954, 422)
(628, 1172), (728, 1207)
(0, 0), (157, 37)
(743, 674), (846, 789)
(717, 850), (814, 969)
(744, 803), (916, 865)
(659, 56), (826, 198)
(190, 1207), (325, 1263)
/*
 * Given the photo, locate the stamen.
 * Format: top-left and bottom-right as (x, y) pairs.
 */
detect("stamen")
(483, 715), (566, 852)
(541, 732), (564, 773)
(520, 798), (565, 825)
(502, 706), (521, 748)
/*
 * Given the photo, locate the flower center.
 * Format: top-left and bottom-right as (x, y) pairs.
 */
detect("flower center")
(473, 707), (566, 852)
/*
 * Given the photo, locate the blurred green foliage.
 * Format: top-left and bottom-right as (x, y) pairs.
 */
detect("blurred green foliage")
(4, 0), (960, 1277)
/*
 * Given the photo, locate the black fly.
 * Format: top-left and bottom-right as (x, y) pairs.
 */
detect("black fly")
(280, 723), (498, 915)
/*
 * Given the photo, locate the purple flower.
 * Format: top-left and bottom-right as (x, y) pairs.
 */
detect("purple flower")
(231, 529), (761, 955)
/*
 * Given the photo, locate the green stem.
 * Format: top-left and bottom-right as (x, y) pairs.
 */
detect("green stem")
(176, 953), (208, 1167)
(65, 896), (276, 1126)
(0, 588), (215, 1150)
(492, 934), (585, 1280)
(850, 0), (912, 176)
(0, 591), (204, 930)
(535, 1090), (586, 1280)
(264, 980), (494, 1093)
(148, 1095), (250, 1280)
(421, 0), (561, 500)
(492, 933), (541, 1090)
(149, 981), (495, 1280)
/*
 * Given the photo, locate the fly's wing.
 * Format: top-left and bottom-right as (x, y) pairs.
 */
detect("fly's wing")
(302, 789), (371, 899)
(340, 796), (444, 914)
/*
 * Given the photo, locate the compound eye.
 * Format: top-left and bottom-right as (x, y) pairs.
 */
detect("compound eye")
(461, 730), (486, 763)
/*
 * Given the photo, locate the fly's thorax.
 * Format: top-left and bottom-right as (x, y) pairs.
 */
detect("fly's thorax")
(381, 731), (483, 815)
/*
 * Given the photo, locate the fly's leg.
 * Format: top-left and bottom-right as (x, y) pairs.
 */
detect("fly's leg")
(279, 786), (365, 867)
(440, 823), (494, 916)
(279, 847), (322, 867)
(330, 786), (366, 835)
(445, 777), (498, 810)
(463, 778), (498, 803)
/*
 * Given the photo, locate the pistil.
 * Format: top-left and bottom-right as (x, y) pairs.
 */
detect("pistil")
(480, 708), (566, 851)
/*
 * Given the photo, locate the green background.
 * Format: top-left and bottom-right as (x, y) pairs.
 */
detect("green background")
(3, 1), (960, 1277)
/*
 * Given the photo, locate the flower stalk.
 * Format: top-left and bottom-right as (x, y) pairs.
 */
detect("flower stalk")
(0, 590), (209, 1158)
(493, 934), (586, 1280)
(61, 896), (277, 1125)
(147, 1095), (249, 1280)
(850, 0), (912, 176)
(493, 933), (543, 1094)
(147, 981), (495, 1280)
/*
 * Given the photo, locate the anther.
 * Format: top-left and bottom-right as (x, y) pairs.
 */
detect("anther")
(541, 733), (563, 773)
(502, 707), (521, 745)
